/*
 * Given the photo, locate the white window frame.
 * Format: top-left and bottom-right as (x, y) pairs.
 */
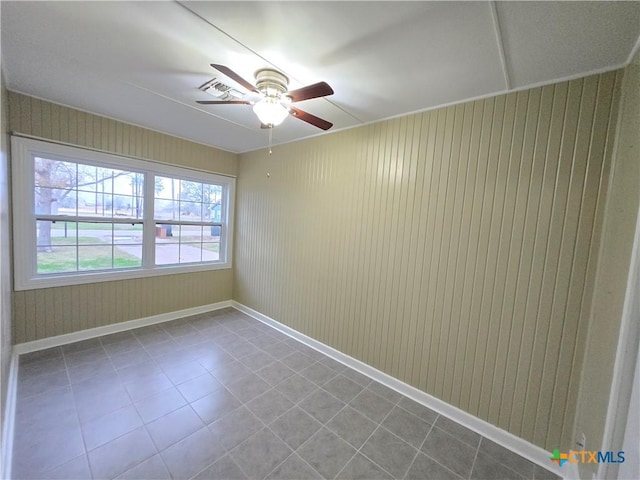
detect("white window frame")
(12, 136), (235, 291)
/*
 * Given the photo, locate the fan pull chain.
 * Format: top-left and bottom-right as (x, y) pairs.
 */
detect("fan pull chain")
(268, 127), (273, 155)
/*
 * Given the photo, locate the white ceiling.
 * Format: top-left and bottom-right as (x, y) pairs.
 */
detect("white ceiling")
(2, 1), (639, 154)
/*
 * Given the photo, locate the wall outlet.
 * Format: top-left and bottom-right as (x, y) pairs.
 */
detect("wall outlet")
(577, 432), (586, 450)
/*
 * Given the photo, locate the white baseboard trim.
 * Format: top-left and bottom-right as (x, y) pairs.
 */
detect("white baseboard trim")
(1, 350), (18, 480)
(232, 301), (570, 480)
(13, 300), (232, 355)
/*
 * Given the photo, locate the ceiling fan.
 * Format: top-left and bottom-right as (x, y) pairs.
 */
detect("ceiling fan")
(197, 64), (334, 130)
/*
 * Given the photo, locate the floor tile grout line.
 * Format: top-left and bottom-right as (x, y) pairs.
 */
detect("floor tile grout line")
(257, 423), (321, 480)
(295, 449), (331, 480)
(155, 453), (174, 480)
(271, 396), (356, 477)
(11, 347), (86, 476)
(467, 434), (483, 480)
(116, 327), (211, 479)
(78, 347), (161, 480)
(473, 436), (535, 480)
(187, 451), (245, 480)
(420, 422), (484, 479)
(213, 412), (290, 479)
(334, 401), (404, 480)
(62, 348), (94, 479)
(139, 315), (266, 479)
(402, 422), (436, 480)
(407, 420), (479, 480)
(116, 449), (171, 480)
(152, 316), (296, 468)
(144, 403), (204, 454)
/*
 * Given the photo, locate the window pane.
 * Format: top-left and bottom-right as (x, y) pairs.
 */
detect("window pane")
(180, 225), (204, 263)
(180, 180), (202, 202)
(34, 157), (143, 220)
(113, 195), (137, 217)
(154, 224), (221, 265)
(153, 171), (225, 266)
(114, 247), (142, 268)
(34, 157), (77, 188)
(154, 199), (178, 220)
(36, 221), (141, 273)
(208, 203), (222, 223)
(113, 224), (143, 268)
(37, 220), (75, 248)
(124, 173), (145, 219)
(179, 201), (203, 221)
(75, 222), (110, 271)
(154, 176), (182, 220)
(155, 223), (178, 265)
(36, 187), (78, 215)
(79, 193), (113, 217)
(202, 243), (220, 261)
(153, 178), (223, 261)
(203, 184), (222, 203)
(37, 220), (79, 274)
(37, 246), (77, 274)
(155, 176), (180, 200)
(178, 225), (203, 243)
(34, 156), (79, 216)
(49, 221), (78, 246)
(77, 222), (109, 244)
(179, 181), (206, 222)
(78, 245), (113, 271)
(206, 225), (221, 240)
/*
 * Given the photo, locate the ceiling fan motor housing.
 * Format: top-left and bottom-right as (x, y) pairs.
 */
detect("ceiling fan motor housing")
(199, 64), (333, 130)
(255, 69), (289, 97)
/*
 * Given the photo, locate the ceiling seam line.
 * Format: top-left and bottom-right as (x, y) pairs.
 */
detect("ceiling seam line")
(125, 81), (258, 132)
(175, 1), (271, 68)
(625, 34), (640, 66)
(490, 1), (511, 91)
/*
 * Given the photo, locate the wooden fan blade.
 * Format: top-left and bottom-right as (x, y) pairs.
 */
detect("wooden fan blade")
(196, 100), (251, 105)
(211, 64), (259, 93)
(286, 82), (334, 103)
(290, 106), (333, 130)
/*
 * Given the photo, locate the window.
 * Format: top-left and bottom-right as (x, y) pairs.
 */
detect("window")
(153, 177), (223, 265)
(12, 137), (235, 290)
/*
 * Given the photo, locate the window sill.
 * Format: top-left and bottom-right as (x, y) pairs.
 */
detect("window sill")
(14, 261), (232, 291)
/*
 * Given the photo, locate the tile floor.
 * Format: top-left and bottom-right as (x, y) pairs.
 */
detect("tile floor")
(12, 308), (561, 480)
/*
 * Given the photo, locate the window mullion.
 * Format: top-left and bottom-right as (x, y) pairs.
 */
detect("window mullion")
(35, 214), (143, 224)
(219, 184), (228, 262)
(143, 172), (156, 268)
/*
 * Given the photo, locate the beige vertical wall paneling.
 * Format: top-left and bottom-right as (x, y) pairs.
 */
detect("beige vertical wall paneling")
(0, 69), (14, 430)
(8, 92), (237, 344)
(235, 71), (622, 451)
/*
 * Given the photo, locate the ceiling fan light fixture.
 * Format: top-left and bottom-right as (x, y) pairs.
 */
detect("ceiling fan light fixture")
(253, 96), (289, 127)
(200, 64), (333, 130)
